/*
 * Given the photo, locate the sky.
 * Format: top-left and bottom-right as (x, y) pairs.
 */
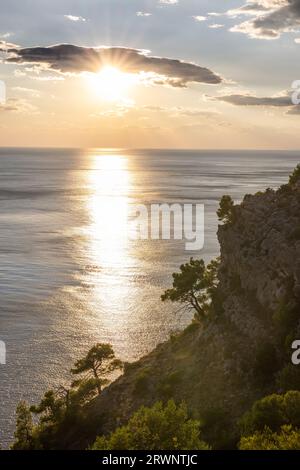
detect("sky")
(0, 0), (300, 149)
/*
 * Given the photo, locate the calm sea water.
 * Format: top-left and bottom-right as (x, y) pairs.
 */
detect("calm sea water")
(0, 148), (299, 446)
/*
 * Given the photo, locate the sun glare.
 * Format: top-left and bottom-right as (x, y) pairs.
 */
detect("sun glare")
(87, 66), (136, 102)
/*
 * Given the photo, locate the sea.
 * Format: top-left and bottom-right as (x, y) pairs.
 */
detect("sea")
(0, 148), (299, 447)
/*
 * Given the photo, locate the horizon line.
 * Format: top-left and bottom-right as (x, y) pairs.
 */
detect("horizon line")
(0, 146), (300, 153)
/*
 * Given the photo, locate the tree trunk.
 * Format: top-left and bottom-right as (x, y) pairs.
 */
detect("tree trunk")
(93, 367), (101, 395)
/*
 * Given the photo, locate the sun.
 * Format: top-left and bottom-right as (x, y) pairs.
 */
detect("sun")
(87, 66), (136, 102)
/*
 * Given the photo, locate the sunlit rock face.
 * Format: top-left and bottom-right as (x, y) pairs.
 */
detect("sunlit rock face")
(218, 176), (300, 349)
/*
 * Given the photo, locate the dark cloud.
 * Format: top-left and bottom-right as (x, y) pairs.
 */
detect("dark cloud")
(5, 44), (222, 87)
(230, 0), (300, 39)
(216, 92), (291, 106)
(215, 90), (300, 114)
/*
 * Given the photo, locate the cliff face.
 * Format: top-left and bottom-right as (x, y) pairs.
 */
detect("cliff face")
(220, 181), (300, 315)
(67, 172), (300, 450)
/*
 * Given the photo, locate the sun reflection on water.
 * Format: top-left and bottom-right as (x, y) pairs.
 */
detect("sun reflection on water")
(85, 150), (136, 330)
(88, 152), (130, 267)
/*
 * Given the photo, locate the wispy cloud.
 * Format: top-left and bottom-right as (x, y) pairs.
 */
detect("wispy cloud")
(0, 32), (12, 39)
(12, 86), (40, 98)
(0, 97), (38, 113)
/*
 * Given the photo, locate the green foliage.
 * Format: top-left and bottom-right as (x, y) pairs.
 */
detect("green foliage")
(70, 378), (105, 407)
(161, 257), (219, 321)
(217, 195), (235, 224)
(240, 391), (300, 436)
(277, 365), (300, 392)
(12, 344), (122, 449)
(134, 368), (151, 396)
(200, 407), (236, 450)
(239, 425), (300, 450)
(30, 390), (66, 425)
(253, 343), (279, 385)
(157, 371), (183, 399)
(91, 400), (210, 450)
(123, 361), (140, 374)
(71, 343), (123, 395)
(11, 401), (35, 450)
(289, 164), (300, 186)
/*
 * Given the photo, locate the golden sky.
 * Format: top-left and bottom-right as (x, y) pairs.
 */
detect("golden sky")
(1, 0), (300, 148)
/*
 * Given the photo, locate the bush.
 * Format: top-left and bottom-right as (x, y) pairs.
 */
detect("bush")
(253, 343), (279, 385)
(91, 400), (209, 450)
(240, 391), (300, 436)
(200, 407), (236, 449)
(217, 195), (235, 224)
(277, 365), (300, 392)
(239, 425), (300, 450)
(289, 164), (300, 186)
(134, 369), (151, 396)
(157, 371), (183, 399)
(11, 402), (35, 450)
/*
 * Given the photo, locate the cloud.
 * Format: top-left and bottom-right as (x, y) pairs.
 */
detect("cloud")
(136, 12), (152, 17)
(206, 2), (276, 19)
(209, 24), (224, 29)
(5, 44), (223, 87)
(64, 15), (86, 22)
(0, 98), (38, 113)
(227, 2), (273, 18)
(229, 0), (300, 39)
(216, 92), (292, 106)
(143, 105), (221, 117)
(0, 39), (19, 50)
(193, 16), (207, 22)
(213, 88), (300, 117)
(159, 0), (178, 4)
(214, 90), (300, 115)
(0, 32), (12, 39)
(12, 86), (40, 97)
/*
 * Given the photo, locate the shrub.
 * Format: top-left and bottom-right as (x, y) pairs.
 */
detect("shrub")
(91, 400), (209, 450)
(134, 368), (151, 396)
(11, 402), (35, 450)
(157, 371), (183, 399)
(277, 365), (300, 392)
(239, 425), (300, 450)
(253, 343), (279, 385)
(217, 195), (235, 224)
(200, 407), (236, 450)
(289, 164), (300, 186)
(240, 391), (300, 436)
